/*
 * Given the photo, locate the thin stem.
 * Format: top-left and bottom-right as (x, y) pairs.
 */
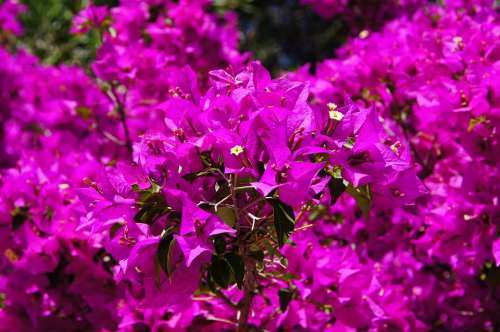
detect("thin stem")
(95, 125), (126, 146)
(237, 255), (256, 332)
(401, 126), (433, 179)
(213, 288), (238, 309)
(228, 172), (259, 332)
(200, 194), (232, 211)
(294, 223), (313, 232)
(206, 315), (238, 327)
(230, 174), (240, 232)
(107, 86), (133, 157)
(240, 197), (266, 212)
(212, 167), (230, 184)
(116, 103), (133, 157)
(234, 185), (255, 191)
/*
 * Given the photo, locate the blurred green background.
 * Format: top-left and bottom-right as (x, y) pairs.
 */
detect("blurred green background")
(214, 0), (350, 74)
(18, 0), (117, 66)
(15, 0), (350, 74)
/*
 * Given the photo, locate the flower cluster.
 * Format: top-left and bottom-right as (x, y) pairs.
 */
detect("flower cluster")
(0, 0), (498, 331)
(76, 61), (424, 329)
(0, 0), (244, 330)
(0, 0), (26, 37)
(0, 43), (123, 332)
(292, 0), (500, 330)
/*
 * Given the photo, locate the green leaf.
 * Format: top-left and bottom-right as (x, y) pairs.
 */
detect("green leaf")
(215, 206), (236, 228)
(343, 135), (356, 149)
(467, 115), (487, 132)
(199, 151), (224, 172)
(266, 271), (300, 282)
(225, 253), (245, 289)
(480, 262), (500, 287)
(109, 223), (123, 239)
(206, 270), (218, 293)
(76, 106), (92, 120)
(345, 185), (371, 219)
(280, 272), (299, 281)
(257, 161), (266, 177)
(43, 207), (54, 222)
(308, 204), (328, 221)
(12, 206), (30, 230)
(209, 257), (232, 289)
(200, 151), (214, 168)
(278, 288), (294, 312)
(157, 229), (175, 278)
(213, 236), (226, 255)
(279, 257), (288, 268)
(263, 239), (281, 258)
(268, 198), (296, 248)
(134, 189), (171, 225)
(182, 170), (214, 182)
(327, 177), (346, 205)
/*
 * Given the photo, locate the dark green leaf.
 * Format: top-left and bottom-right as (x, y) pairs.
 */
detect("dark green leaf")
(76, 106), (92, 120)
(43, 207), (54, 222)
(257, 161), (266, 177)
(206, 270), (218, 293)
(278, 288), (293, 312)
(345, 185), (371, 219)
(214, 236), (226, 255)
(157, 230), (175, 278)
(134, 191), (171, 225)
(215, 206), (236, 228)
(182, 170), (214, 182)
(268, 199), (295, 248)
(109, 223), (123, 239)
(225, 253), (245, 289)
(200, 151), (214, 168)
(308, 204), (328, 221)
(199, 151), (225, 172)
(12, 206), (30, 230)
(327, 177), (346, 205)
(480, 262), (500, 287)
(209, 257), (232, 289)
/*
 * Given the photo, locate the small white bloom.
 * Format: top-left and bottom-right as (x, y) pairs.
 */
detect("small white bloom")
(328, 103), (344, 121)
(230, 145), (244, 156)
(359, 30), (369, 39)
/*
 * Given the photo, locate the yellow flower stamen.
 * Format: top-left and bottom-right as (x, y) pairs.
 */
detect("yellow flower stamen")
(4, 248), (19, 263)
(230, 145), (244, 156)
(390, 141), (401, 156)
(453, 36), (463, 45)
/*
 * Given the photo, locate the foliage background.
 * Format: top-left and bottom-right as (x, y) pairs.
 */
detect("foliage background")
(17, 0), (354, 73)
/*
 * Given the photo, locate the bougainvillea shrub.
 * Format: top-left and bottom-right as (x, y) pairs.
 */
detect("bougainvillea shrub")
(0, 0), (498, 331)
(293, 0), (500, 330)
